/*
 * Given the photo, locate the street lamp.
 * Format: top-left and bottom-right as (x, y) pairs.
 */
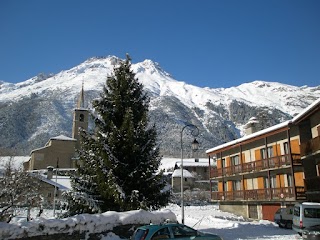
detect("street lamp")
(192, 138), (199, 160)
(180, 123), (199, 224)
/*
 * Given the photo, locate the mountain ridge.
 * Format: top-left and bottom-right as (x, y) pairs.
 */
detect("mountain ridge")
(0, 56), (319, 156)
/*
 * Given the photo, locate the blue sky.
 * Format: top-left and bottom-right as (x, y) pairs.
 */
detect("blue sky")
(1, 0), (319, 88)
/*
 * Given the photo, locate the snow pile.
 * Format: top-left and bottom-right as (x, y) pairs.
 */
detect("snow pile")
(0, 204), (302, 240)
(0, 209), (176, 239)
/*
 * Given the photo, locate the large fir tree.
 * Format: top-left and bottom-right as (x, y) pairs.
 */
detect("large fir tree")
(67, 55), (170, 213)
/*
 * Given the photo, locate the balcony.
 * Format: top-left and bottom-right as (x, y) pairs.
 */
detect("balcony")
(210, 154), (301, 178)
(211, 186), (304, 201)
(300, 136), (320, 157)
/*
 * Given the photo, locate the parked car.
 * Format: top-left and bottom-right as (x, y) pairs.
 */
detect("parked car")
(131, 222), (223, 240)
(302, 224), (320, 240)
(292, 202), (320, 235)
(274, 206), (293, 229)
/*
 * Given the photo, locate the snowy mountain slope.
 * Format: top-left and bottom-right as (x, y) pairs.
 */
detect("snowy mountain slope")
(0, 55), (319, 156)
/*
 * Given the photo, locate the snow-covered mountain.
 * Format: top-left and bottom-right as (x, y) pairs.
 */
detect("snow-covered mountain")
(0, 55), (319, 156)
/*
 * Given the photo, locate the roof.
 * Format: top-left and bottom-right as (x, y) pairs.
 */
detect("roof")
(50, 135), (76, 141)
(175, 158), (209, 167)
(206, 121), (290, 154)
(206, 98), (320, 154)
(36, 174), (71, 191)
(172, 169), (194, 178)
(292, 97), (320, 123)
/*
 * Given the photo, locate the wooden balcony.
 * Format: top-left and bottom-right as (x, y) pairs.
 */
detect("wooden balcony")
(210, 154), (301, 178)
(300, 136), (320, 157)
(211, 186), (304, 201)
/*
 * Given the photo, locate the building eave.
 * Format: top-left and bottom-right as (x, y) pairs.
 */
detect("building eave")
(206, 121), (290, 155)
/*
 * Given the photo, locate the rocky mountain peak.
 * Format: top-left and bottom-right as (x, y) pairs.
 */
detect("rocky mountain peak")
(0, 56), (319, 156)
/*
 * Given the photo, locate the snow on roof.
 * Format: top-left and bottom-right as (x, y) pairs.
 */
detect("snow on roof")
(206, 121), (290, 154)
(175, 158), (209, 167)
(50, 135), (76, 141)
(36, 174), (71, 191)
(172, 169), (194, 178)
(160, 158), (209, 171)
(292, 97), (320, 123)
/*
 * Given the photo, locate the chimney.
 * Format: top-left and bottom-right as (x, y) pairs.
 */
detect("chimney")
(47, 166), (54, 180)
(244, 117), (260, 135)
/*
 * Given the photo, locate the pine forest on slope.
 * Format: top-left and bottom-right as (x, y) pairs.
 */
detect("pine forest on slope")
(0, 56), (319, 156)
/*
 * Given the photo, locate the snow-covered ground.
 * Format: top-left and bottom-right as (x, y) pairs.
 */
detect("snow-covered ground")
(167, 204), (301, 240)
(1, 204), (302, 240)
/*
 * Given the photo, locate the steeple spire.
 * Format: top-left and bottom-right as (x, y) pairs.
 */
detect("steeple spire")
(77, 80), (85, 108)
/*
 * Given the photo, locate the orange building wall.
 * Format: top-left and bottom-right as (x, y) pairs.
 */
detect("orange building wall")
(217, 159), (222, 169)
(244, 179), (248, 190)
(226, 157), (231, 167)
(276, 144), (281, 155)
(255, 149), (261, 160)
(275, 175), (281, 188)
(258, 177), (264, 189)
(279, 174), (285, 188)
(291, 139), (300, 154)
(273, 145), (278, 156)
(294, 172), (304, 186)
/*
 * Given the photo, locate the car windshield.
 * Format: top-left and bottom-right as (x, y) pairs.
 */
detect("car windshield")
(275, 208), (281, 214)
(133, 229), (148, 240)
(171, 225), (198, 237)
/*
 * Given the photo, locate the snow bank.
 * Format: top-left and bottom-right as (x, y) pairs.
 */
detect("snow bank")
(0, 209), (176, 239)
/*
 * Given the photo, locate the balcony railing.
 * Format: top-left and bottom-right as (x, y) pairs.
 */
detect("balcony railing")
(210, 154), (301, 178)
(300, 136), (320, 157)
(211, 187), (301, 201)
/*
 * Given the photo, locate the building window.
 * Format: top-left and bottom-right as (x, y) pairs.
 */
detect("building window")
(261, 148), (267, 159)
(233, 180), (241, 191)
(284, 142), (289, 154)
(79, 114), (84, 122)
(261, 147), (273, 159)
(221, 158), (226, 167)
(317, 163), (320, 176)
(270, 175), (277, 188)
(267, 147), (274, 158)
(287, 174), (293, 187)
(264, 177), (269, 188)
(231, 155), (240, 165)
(223, 181), (228, 191)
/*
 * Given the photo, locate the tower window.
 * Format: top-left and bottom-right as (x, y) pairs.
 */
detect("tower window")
(79, 114), (84, 122)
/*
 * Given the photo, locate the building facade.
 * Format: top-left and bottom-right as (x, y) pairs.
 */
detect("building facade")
(206, 99), (320, 220)
(24, 86), (88, 171)
(294, 99), (320, 202)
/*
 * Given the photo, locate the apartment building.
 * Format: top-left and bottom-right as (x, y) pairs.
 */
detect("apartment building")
(294, 99), (320, 202)
(206, 99), (320, 220)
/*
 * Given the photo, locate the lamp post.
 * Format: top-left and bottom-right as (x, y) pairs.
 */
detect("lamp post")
(180, 123), (199, 224)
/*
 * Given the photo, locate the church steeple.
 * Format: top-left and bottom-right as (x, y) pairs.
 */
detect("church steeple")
(72, 83), (89, 150)
(77, 81), (85, 108)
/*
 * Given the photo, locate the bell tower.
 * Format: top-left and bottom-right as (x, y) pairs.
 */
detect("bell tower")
(72, 83), (89, 150)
